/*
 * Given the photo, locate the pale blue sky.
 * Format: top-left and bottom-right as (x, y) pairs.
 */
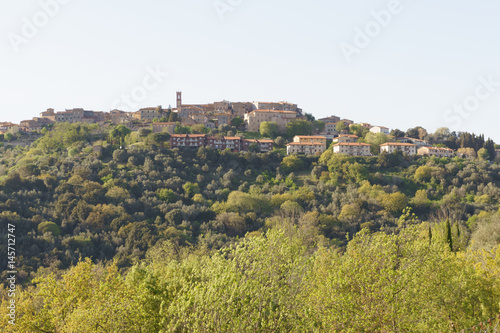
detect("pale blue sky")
(1, 0), (499, 140)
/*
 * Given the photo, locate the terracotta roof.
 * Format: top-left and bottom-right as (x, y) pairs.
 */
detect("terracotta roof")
(287, 142), (324, 146)
(295, 136), (326, 139)
(334, 143), (371, 147)
(338, 134), (358, 138)
(224, 137), (242, 140)
(380, 142), (416, 147)
(419, 146), (453, 151)
(250, 110), (297, 114)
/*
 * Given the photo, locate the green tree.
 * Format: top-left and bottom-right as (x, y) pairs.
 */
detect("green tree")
(274, 136), (286, 147)
(174, 123), (191, 134)
(259, 121), (279, 138)
(483, 138), (496, 161)
(361, 132), (389, 154)
(183, 182), (200, 197)
(335, 121), (349, 132)
(138, 128), (152, 137)
(230, 117), (244, 129)
(247, 142), (260, 153)
(286, 120), (313, 138)
(191, 124), (209, 134)
(414, 165), (433, 182)
(381, 192), (409, 215)
(156, 189), (177, 203)
(280, 155), (305, 173)
(38, 221), (61, 236)
(477, 148), (489, 160)
(390, 128), (405, 138)
(109, 125), (131, 145)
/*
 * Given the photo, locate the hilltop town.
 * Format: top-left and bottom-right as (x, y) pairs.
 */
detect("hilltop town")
(0, 91), (498, 159)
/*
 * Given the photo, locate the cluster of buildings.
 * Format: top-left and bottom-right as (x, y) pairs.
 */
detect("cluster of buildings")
(12, 91), (304, 134)
(0, 122), (20, 136)
(170, 134), (274, 152)
(167, 92), (303, 131)
(285, 134), (457, 158)
(2, 93), (494, 160)
(17, 108), (132, 132)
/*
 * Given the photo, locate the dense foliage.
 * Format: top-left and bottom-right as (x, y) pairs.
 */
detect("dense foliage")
(1, 123), (500, 331)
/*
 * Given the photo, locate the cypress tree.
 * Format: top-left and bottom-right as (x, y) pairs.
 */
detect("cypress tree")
(445, 220), (453, 252)
(428, 225), (432, 245)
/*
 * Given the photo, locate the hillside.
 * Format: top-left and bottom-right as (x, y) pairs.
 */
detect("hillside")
(1, 122), (500, 331)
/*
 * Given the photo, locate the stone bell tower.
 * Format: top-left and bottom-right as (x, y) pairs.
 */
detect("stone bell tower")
(176, 91), (182, 109)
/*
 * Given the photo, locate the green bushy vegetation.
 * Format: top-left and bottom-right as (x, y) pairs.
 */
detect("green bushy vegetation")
(1, 122), (500, 331)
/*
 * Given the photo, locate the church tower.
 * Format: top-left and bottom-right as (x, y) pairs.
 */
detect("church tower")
(176, 91), (182, 109)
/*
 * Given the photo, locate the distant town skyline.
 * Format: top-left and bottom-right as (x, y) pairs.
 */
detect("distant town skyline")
(1, 1), (500, 141)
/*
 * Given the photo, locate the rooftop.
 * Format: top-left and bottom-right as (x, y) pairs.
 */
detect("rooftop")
(295, 136), (326, 139)
(250, 110), (297, 114)
(287, 142), (324, 146)
(334, 143), (371, 147)
(380, 142), (416, 147)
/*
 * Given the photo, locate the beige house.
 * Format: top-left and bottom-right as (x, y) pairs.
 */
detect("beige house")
(152, 122), (176, 134)
(417, 146), (455, 158)
(214, 101), (232, 113)
(175, 106), (205, 119)
(242, 139), (274, 152)
(293, 136), (327, 149)
(370, 126), (390, 135)
(244, 110), (298, 132)
(0, 122), (19, 135)
(231, 102), (253, 117)
(323, 123), (338, 135)
(340, 119), (354, 125)
(333, 143), (371, 156)
(252, 102), (299, 112)
(319, 115), (340, 123)
(40, 108), (104, 124)
(39, 108), (58, 122)
(134, 108), (162, 122)
(214, 113), (232, 126)
(106, 110), (132, 124)
(332, 134), (358, 144)
(398, 137), (430, 148)
(380, 142), (417, 155)
(190, 113), (209, 124)
(287, 142), (325, 155)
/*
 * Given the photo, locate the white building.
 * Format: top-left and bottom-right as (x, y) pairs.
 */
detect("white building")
(333, 143), (371, 156)
(370, 126), (390, 135)
(293, 136), (327, 150)
(287, 142), (325, 155)
(380, 142), (417, 155)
